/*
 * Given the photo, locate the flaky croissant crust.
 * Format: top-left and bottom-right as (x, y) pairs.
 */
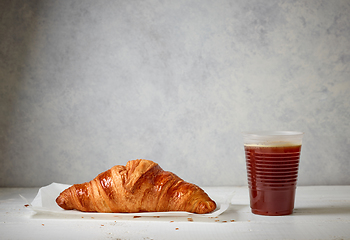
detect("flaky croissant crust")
(56, 159), (216, 214)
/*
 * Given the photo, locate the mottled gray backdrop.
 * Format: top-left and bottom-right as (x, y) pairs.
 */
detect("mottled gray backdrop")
(1, 0), (350, 187)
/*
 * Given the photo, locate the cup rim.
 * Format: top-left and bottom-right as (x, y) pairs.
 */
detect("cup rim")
(242, 131), (304, 145)
(242, 131), (304, 136)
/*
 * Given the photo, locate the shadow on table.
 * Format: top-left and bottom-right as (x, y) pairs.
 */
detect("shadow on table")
(294, 204), (350, 216)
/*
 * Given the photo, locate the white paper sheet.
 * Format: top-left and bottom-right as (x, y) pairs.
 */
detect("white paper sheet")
(27, 183), (230, 218)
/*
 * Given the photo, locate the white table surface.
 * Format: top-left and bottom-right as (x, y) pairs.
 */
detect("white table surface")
(1, 185), (349, 240)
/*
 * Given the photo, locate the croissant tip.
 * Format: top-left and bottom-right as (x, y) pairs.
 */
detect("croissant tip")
(56, 194), (71, 210)
(196, 201), (217, 214)
(56, 195), (64, 208)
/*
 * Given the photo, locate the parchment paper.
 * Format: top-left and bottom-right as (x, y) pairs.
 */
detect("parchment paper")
(25, 183), (230, 218)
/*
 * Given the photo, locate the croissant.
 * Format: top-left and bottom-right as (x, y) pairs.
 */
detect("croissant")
(56, 159), (216, 214)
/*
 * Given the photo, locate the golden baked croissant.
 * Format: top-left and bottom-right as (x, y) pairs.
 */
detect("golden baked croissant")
(56, 159), (216, 214)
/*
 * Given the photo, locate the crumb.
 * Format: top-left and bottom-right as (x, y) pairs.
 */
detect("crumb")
(24, 204), (29, 207)
(133, 216), (141, 218)
(101, 225), (104, 226)
(170, 221), (174, 223)
(42, 224), (44, 226)
(222, 221), (227, 223)
(187, 218), (193, 222)
(215, 220), (220, 222)
(175, 228), (179, 230)
(230, 220), (235, 222)
(153, 216), (160, 218)
(81, 217), (84, 218)
(91, 217), (94, 219)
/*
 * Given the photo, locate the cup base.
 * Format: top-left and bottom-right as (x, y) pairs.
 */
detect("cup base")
(251, 208), (293, 216)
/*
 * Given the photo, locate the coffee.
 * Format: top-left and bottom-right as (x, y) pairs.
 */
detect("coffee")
(244, 144), (302, 215)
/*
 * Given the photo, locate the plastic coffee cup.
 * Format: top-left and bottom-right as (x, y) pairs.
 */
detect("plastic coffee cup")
(242, 131), (304, 216)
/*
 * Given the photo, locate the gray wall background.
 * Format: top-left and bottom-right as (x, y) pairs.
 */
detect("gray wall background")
(1, 0), (350, 187)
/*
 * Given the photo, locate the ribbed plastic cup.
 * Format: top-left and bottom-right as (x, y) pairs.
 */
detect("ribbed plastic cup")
(243, 131), (304, 216)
